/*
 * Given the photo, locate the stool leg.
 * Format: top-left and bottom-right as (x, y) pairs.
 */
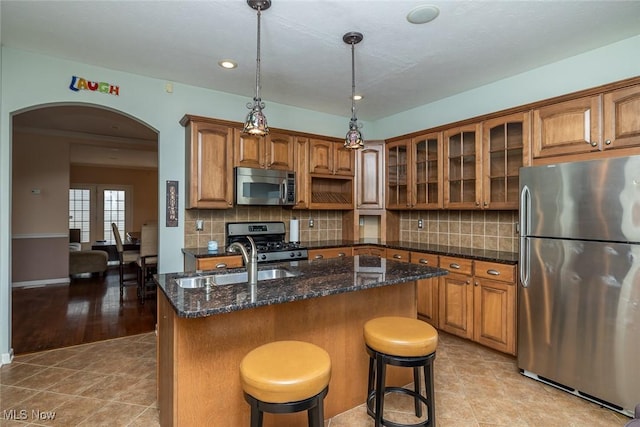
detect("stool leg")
(367, 355), (375, 400)
(413, 366), (422, 418)
(423, 360), (435, 427)
(307, 400), (324, 427)
(250, 405), (263, 427)
(374, 355), (386, 427)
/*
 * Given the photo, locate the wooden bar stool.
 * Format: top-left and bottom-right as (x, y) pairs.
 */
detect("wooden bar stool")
(240, 340), (331, 427)
(364, 316), (438, 427)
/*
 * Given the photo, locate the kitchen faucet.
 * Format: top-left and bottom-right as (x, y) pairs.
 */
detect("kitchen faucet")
(228, 236), (257, 286)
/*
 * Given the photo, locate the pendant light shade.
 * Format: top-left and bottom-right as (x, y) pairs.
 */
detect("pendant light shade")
(343, 31), (364, 150)
(243, 0), (271, 136)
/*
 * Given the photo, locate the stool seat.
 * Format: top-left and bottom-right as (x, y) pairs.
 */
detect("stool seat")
(240, 340), (331, 404)
(364, 316), (438, 357)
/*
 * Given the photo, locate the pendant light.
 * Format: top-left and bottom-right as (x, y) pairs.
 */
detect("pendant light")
(243, 0), (271, 136)
(343, 31), (364, 149)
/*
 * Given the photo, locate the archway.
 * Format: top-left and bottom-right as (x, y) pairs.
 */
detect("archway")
(11, 103), (159, 354)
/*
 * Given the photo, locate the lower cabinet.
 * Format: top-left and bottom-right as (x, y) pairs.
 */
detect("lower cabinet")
(473, 261), (517, 355)
(411, 252), (439, 328)
(308, 247), (353, 260)
(438, 256), (517, 355)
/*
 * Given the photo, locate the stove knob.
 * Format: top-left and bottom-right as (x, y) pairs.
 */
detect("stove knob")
(260, 254), (267, 260)
(296, 252), (302, 257)
(289, 252), (295, 257)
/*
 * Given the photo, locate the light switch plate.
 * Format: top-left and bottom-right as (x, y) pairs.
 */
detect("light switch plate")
(196, 219), (204, 231)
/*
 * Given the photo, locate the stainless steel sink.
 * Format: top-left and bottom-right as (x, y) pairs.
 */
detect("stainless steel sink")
(177, 268), (299, 289)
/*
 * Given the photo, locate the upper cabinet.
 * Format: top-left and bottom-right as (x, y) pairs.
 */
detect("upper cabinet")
(293, 137), (310, 209)
(482, 112), (530, 209)
(310, 139), (355, 176)
(386, 132), (443, 210)
(533, 83), (640, 162)
(181, 116), (234, 209)
(234, 130), (294, 171)
(356, 141), (384, 210)
(444, 123), (482, 209)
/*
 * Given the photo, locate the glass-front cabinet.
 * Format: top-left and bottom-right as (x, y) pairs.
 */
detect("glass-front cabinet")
(482, 112), (530, 209)
(444, 123), (482, 209)
(413, 132), (443, 209)
(386, 133), (443, 210)
(386, 139), (410, 209)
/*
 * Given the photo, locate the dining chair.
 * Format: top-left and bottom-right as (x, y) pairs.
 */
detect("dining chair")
(111, 222), (140, 297)
(136, 223), (158, 304)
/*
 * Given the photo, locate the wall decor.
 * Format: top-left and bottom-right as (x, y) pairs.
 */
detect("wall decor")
(69, 75), (120, 96)
(166, 180), (179, 227)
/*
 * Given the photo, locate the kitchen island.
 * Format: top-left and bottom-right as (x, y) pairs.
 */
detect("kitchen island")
(155, 255), (447, 427)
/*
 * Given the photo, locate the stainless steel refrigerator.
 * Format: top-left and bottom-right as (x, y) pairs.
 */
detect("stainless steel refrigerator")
(518, 155), (640, 416)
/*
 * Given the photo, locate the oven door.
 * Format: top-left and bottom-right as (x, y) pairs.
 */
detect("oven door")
(235, 167), (295, 206)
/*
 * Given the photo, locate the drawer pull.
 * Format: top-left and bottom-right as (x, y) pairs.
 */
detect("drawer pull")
(419, 259), (429, 265)
(449, 263), (461, 270)
(314, 254), (324, 259)
(338, 252), (346, 257)
(393, 254), (403, 259)
(487, 269), (500, 276)
(215, 263), (227, 269)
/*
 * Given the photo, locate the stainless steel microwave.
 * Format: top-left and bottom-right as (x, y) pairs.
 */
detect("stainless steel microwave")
(234, 167), (296, 206)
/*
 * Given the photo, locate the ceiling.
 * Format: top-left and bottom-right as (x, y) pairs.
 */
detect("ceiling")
(3, 1), (640, 167)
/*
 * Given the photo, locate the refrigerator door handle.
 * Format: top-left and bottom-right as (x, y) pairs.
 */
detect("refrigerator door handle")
(519, 236), (530, 287)
(519, 184), (531, 287)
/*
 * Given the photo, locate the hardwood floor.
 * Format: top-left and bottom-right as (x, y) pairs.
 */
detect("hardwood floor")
(11, 264), (157, 355)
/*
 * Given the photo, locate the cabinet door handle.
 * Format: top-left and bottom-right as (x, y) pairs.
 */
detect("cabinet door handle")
(605, 139), (612, 145)
(419, 259), (429, 265)
(215, 263), (227, 269)
(466, 280), (470, 285)
(483, 202), (488, 207)
(449, 263), (461, 270)
(338, 252), (346, 257)
(487, 269), (500, 276)
(393, 254), (403, 259)
(590, 141), (598, 147)
(314, 254), (324, 259)
(474, 281), (479, 286)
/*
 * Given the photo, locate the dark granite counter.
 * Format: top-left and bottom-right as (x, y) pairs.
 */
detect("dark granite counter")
(156, 255), (447, 318)
(182, 240), (518, 264)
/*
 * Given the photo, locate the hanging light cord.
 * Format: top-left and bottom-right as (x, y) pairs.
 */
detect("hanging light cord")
(350, 40), (356, 121)
(254, 6), (262, 103)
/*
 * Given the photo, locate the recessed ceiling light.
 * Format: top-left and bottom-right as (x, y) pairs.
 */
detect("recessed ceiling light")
(353, 95), (363, 101)
(218, 60), (238, 69)
(407, 5), (440, 24)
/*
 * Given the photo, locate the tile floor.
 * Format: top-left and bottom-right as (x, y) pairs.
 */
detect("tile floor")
(0, 331), (630, 426)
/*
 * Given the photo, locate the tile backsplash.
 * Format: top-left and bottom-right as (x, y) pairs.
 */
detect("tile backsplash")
(184, 208), (519, 253)
(399, 210), (518, 253)
(184, 208), (344, 248)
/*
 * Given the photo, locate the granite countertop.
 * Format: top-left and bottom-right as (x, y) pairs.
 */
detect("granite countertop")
(156, 255), (447, 318)
(182, 240), (518, 264)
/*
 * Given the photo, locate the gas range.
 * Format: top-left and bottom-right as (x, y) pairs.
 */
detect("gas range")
(225, 221), (308, 263)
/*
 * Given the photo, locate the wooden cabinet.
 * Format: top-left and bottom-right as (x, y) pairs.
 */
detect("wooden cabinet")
(411, 252), (439, 328)
(308, 247), (353, 261)
(181, 116), (234, 209)
(234, 130), (294, 170)
(353, 246), (386, 257)
(533, 83), (640, 161)
(386, 132), (443, 210)
(386, 248), (411, 262)
(482, 112), (530, 209)
(356, 142), (384, 210)
(310, 139), (355, 176)
(473, 261), (517, 355)
(309, 138), (355, 210)
(444, 123), (482, 209)
(438, 256), (474, 339)
(293, 137), (310, 209)
(183, 253), (243, 272)
(438, 256), (517, 355)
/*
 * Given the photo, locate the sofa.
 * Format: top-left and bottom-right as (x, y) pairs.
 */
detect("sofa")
(69, 246), (108, 276)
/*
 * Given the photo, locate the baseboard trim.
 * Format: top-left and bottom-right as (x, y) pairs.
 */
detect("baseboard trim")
(1, 348), (15, 366)
(12, 278), (70, 288)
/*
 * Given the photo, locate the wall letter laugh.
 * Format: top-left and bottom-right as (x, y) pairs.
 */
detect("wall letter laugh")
(69, 76), (120, 96)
